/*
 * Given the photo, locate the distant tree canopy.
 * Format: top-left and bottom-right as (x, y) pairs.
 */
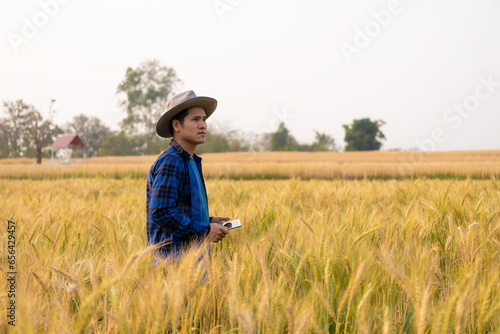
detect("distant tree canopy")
(343, 118), (385, 151)
(270, 122), (298, 151)
(2, 96), (388, 158)
(117, 59), (181, 154)
(99, 131), (139, 156)
(0, 121), (10, 158)
(311, 130), (337, 152)
(264, 122), (338, 152)
(65, 114), (112, 157)
(2, 63), (354, 159)
(195, 125), (250, 155)
(1, 100), (61, 163)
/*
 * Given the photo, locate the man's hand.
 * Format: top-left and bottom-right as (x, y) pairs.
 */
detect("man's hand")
(211, 216), (230, 225)
(208, 216), (230, 243)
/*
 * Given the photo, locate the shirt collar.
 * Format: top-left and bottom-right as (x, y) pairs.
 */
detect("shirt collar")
(169, 139), (202, 162)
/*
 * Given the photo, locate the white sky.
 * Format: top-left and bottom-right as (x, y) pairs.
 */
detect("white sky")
(1, 0), (500, 151)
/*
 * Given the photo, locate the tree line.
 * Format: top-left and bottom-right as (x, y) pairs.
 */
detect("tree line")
(0, 60), (385, 163)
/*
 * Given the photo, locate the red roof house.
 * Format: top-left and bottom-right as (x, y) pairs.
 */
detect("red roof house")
(51, 134), (85, 149)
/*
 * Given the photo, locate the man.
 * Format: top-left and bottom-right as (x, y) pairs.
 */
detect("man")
(147, 90), (229, 261)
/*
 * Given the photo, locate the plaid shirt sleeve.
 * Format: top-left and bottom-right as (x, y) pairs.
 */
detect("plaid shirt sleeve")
(148, 154), (210, 240)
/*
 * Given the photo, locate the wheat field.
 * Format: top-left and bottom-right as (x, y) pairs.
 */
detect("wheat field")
(1, 150), (499, 180)
(1, 168), (500, 332)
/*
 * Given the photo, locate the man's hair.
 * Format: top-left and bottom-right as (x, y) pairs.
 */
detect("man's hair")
(169, 108), (190, 136)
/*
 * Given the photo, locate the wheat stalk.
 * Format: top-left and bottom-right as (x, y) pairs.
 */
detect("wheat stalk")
(416, 284), (431, 334)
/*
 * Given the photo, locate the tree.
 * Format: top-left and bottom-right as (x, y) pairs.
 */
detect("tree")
(117, 59), (181, 154)
(197, 132), (230, 153)
(195, 123), (251, 154)
(270, 122), (298, 151)
(254, 133), (271, 151)
(343, 118), (386, 151)
(99, 132), (139, 156)
(65, 114), (112, 157)
(24, 108), (57, 163)
(0, 119), (10, 158)
(311, 130), (337, 151)
(2, 100), (29, 157)
(2, 100), (60, 163)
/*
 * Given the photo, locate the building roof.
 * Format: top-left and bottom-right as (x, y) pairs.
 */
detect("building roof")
(51, 134), (85, 149)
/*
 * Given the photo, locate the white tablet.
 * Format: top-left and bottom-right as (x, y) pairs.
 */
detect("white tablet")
(223, 219), (242, 230)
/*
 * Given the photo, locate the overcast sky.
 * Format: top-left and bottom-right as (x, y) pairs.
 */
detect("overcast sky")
(1, 0), (500, 151)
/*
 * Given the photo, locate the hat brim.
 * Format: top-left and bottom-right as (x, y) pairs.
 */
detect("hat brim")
(156, 96), (217, 138)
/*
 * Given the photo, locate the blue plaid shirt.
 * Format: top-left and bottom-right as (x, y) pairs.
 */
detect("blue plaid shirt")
(147, 139), (211, 258)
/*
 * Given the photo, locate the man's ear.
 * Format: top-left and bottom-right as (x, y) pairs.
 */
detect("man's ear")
(172, 119), (181, 132)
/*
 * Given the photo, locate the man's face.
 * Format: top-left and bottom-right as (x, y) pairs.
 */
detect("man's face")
(173, 106), (207, 145)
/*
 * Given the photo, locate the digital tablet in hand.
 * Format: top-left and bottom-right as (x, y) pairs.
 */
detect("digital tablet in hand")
(223, 219), (242, 230)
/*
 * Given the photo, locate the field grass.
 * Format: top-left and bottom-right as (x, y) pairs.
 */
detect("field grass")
(1, 150), (500, 180)
(1, 175), (500, 333)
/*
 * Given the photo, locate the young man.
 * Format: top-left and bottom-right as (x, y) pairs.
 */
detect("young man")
(147, 90), (229, 260)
